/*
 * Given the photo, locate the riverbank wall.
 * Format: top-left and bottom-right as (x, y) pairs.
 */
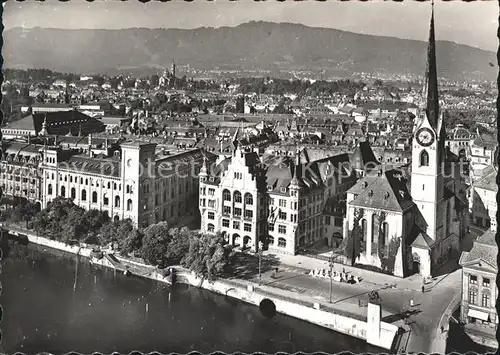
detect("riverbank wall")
(7, 228), (398, 351)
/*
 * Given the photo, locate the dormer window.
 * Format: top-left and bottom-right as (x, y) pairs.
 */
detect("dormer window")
(368, 190), (374, 197)
(384, 192), (390, 200)
(363, 181), (368, 188)
(267, 185), (273, 191)
(281, 187), (287, 193)
(399, 190), (405, 199)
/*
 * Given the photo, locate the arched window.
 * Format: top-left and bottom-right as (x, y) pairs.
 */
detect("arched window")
(361, 219), (367, 242)
(48, 184), (53, 195)
(85, 179), (88, 185)
(71, 188), (76, 199)
(107, 182), (111, 189)
(207, 223), (215, 232)
(127, 199), (133, 211)
(223, 189), (231, 201)
(278, 237), (286, 248)
(92, 191), (98, 203)
(371, 214), (379, 245)
(81, 189), (87, 201)
(245, 193), (254, 205)
(234, 191), (242, 203)
(115, 196), (120, 208)
(380, 222), (389, 247)
(70, 176), (73, 183)
(420, 150), (429, 167)
(268, 236), (275, 245)
(103, 193), (109, 206)
(61, 186), (66, 197)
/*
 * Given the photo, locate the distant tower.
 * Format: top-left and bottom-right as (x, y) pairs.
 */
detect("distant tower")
(39, 114), (49, 136)
(171, 61), (177, 88)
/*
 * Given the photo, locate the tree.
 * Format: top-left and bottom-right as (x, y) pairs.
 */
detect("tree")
(165, 226), (193, 263)
(181, 232), (233, 281)
(99, 218), (135, 246)
(343, 208), (364, 266)
(120, 229), (144, 257)
(140, 221), (171, 267)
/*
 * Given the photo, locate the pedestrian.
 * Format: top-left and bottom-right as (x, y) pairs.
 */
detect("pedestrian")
(421, 285), (425, 293)
(410, 299), (414, 307)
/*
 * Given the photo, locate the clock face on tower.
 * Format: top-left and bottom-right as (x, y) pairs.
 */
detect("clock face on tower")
(416, 127), (435, 147)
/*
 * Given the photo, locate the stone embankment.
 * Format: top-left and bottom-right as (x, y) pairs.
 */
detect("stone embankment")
(6, 227), (398, 351)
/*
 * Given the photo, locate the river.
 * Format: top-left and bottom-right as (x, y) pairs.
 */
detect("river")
(2, 241), (383, 354)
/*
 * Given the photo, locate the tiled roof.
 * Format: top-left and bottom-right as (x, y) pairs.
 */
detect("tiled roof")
(474, 165), (497, 192)
(459, 229), (497, 269)
(349, 169), (414, 212)
(58, 155), (121, 178)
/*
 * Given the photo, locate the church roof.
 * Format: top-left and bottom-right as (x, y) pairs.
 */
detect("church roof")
(350, 141), (380, 170)
(348, 169), (414, 212)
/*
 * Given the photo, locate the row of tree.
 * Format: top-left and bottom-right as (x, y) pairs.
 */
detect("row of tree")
(5, 197), (233, 280)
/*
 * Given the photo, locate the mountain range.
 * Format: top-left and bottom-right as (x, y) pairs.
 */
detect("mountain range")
(3, 21), (496, 81)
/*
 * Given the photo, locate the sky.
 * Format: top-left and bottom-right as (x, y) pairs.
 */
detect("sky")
(3, 0), (498, 52)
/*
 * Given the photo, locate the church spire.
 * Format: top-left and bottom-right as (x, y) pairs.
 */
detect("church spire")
(425, 1), (439, 130)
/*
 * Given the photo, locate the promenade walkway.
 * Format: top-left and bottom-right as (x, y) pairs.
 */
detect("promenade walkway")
(246, 250), (463, 354)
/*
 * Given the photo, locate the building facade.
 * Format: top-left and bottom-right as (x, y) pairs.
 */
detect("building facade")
(459, 229), (498, 350)
(41, 138), (208, 228)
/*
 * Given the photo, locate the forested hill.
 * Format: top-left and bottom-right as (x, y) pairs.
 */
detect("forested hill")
(3, 21), (496, 81)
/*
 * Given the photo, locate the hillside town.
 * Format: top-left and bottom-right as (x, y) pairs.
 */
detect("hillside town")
(1, 8), (498, 355)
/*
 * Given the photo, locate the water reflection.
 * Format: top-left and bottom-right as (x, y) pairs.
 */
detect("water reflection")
(2, 241), (382, 354)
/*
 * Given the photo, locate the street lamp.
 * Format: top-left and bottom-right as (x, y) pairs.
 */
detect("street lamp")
(258, 241), (264, 286)
(329, 247), (335, 303)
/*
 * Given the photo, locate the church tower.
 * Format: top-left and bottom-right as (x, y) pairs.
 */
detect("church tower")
(411, 3), (446, 241)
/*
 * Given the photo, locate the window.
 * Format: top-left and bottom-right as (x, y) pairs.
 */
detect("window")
(104, 194), (109, 206)
(234, 208), (242, 217)
(269, 198), (274, 205)
(127, 199), (133, 211)
(268, 236), (274, 245)
(361, 219), (367, 242)
(279, 199), (286, 208)
(81, 189), (87, 201)
(469, 290), (478, 305)
(115, 196), (120, 208)
(278, 225), (286, 234)
(279, 211), (287, 220)
(278, 237), (286, 248)
(208, 212), (215, 220)
(92, 191), (98, 203)
(244, 193), (253, 205)
(481, 293), (490, 308)
(223, 189), (231, 201)
(208, 188), (215, 196)
(223, 206), (231, 215)
(420, 150), (429, 167)
(233, 221), (240, 229)
(234, 191), (242, 203)
(244, 210), (253, 219)
(61, 186), (66, 197)
(207, 223), (215, 232)
(483, 278), (490, 287)
(380, 222), (389, 247)
(469, 275), (478, 285)
(222, 219), (230, 228)
(334, 217), (343, 227)
(269, 223), (275, 232)
(71, 188), (76, 199)
(325, 216), (331, 225)
(244, 223), (252, 232)
(422, 184), (425, 191)
(208, 200), (215, 208)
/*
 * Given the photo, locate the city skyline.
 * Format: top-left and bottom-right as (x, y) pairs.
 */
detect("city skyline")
(4, 0), (498, 52)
